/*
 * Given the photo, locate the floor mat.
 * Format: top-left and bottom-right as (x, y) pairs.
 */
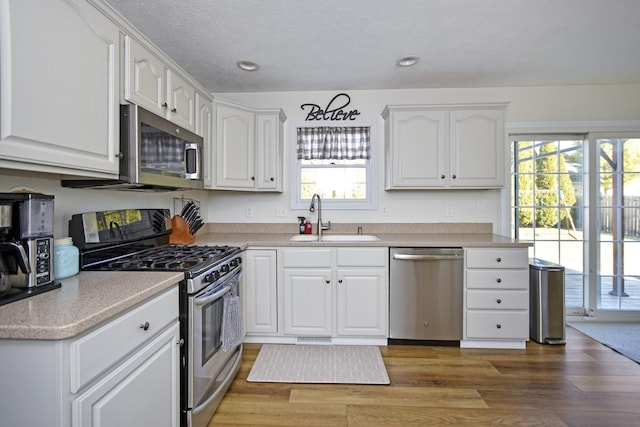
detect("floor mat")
(247, 344), (390, 384)
(568, 322), (640, 363)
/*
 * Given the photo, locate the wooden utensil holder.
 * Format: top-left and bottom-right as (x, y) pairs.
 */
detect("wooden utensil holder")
(169, 215), (195, 244)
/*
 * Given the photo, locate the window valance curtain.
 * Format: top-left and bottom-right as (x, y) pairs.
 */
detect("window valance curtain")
(296, 126), (370, 160)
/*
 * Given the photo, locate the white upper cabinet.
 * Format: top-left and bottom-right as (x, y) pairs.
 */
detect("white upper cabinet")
(382, 103), (508, 189)
(214, 101), (255, 190)
(384, 109), (448, 188)
(124, 36), (165, 113)
(167, 70), (196, 130)
(0, 0), (121, 177)
(196, 93), (214, 188)
(124, 36), (196, 132)
(449, 108), (505, 187)
(212, 99), (286, 191)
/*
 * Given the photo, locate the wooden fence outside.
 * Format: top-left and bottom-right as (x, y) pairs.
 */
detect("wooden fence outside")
(600, 195), (640, 238)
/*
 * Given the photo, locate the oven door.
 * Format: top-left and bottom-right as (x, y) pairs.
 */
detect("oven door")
(188, 268), (241, 408)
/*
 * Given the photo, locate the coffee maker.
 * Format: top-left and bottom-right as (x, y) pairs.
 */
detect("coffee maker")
(0, 193), (55, 293)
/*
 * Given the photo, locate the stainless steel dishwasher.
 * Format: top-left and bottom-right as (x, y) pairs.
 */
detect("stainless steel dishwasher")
(389, 248), (464, 343)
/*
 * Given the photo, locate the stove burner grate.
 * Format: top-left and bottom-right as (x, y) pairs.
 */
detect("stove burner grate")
(101, 245), (239, 272)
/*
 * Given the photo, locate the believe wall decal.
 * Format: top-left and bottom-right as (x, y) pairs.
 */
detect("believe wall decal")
(300, 92), (361, 121)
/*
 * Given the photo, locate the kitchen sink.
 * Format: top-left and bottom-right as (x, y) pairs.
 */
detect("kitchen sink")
(289, 234), (380, 242)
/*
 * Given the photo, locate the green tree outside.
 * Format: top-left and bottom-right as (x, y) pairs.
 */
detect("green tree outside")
(515, 141), (535, 226)
(599, 139), (640, 192)
(535, 142), (577, 227)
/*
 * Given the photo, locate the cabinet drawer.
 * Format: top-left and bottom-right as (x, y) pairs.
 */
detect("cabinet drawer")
(336, 248), (387, 267)
(465, 248), (528, 269)
(466, 290), (528, 310)
(465, 311), (528, 340)
(282, 248), (332, 267)
(466, 269), (528, 290)
(70, 286), (179, 393)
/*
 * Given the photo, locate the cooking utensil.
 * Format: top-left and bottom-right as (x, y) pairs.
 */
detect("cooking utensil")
(181, 200), (196, 218)
(180, 201), (190, 217)
(191, 219), (204, 234)
(185, 207), (199, 226)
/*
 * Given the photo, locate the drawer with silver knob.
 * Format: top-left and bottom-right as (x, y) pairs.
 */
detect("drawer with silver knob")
(466, 269), (528, 289)
(466, 289), (528, 309)
(465, 311), (528, 339)
(465, 248), (528, 269)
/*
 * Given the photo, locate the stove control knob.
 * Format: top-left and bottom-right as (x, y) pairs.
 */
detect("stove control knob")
(205, 271), (220, 283)
(221, 264), (230, 274)
(230, 259), (238, 267)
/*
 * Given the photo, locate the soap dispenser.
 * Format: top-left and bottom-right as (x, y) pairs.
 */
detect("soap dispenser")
(297, 217), (306, 234)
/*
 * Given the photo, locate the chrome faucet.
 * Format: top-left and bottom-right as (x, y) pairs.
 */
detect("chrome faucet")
(309, 193), (331, 241)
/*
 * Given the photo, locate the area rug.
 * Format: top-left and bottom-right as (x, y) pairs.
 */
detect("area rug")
(247, 344), (390, 384)
(568, 322), (640, 364)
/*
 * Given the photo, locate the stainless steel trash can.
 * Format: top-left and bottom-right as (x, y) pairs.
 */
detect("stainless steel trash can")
(529, 258), (566, 344)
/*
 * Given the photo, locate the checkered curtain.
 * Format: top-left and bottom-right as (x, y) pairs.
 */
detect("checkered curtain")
(296, 127), (370, 160)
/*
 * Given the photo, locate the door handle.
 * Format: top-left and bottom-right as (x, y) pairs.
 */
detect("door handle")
(392, 253), (461, 261)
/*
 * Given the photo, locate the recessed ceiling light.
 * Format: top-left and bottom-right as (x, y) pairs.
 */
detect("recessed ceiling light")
(236, 60), (260, 71)
(396, 55), (420, 67)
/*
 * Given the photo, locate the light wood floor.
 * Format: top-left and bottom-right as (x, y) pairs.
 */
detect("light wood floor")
(209, 328), (640, 426)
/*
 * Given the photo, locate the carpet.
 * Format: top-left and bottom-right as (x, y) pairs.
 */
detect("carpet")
(568, 322), (640, 364)
(247, 344), (390, 384)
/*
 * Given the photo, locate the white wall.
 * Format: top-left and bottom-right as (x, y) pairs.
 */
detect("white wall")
(210, 84), (640, 232)
(3, 84), (640, 237)
(0, 171), (203, 238)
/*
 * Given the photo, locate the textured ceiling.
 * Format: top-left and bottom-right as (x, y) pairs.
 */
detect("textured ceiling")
(104, 0), (640, 93)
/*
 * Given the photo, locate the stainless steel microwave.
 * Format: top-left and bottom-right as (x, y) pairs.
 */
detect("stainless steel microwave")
(63, 104), (204, 191)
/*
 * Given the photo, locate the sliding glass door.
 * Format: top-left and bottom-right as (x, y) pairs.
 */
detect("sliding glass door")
(594, 136), (640, 314)
(511, 136), (586, 315)
(511, 134), (640, 319)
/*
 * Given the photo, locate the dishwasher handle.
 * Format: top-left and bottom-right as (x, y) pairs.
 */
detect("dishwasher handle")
(392, 253), (462, 261)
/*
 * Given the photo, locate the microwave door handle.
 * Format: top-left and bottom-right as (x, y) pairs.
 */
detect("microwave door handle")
(184, 143), (199, 180)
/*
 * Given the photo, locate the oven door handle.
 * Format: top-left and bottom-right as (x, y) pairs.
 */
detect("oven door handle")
(194, 284), (232, 306)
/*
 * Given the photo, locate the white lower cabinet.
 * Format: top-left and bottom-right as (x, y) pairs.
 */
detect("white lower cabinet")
(0, 286), (180, 427)
(244, 249), (278, 335)
(72, 322), (180, 426)
(281, 247), (388, 340)
(283, 268), (333, 336)
(335, 268), (388, 336)
(462, 247), (529, 349)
